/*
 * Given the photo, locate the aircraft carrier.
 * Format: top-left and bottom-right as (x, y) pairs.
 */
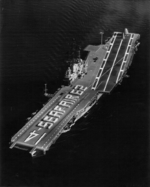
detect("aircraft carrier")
(10, 29), (140, 157)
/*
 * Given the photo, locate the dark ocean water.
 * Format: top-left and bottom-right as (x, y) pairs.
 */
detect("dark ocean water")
(1, 0), (150, 186)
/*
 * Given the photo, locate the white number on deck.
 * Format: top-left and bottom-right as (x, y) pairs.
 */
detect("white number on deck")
(24, 130), (39, 143)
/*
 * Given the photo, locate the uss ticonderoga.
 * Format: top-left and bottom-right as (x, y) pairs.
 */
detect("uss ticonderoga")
(10, 28), (140, 157)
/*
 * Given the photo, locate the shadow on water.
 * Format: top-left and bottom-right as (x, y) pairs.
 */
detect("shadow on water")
(1, 0), (149, 186)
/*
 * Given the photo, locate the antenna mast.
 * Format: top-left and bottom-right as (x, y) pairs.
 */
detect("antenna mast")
(100, 31), (104, 44)
(44, 83), (48, 97)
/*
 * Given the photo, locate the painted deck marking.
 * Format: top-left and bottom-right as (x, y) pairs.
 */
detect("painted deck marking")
(103, 38), (124, 91)
(35, 133), (47, 145)
(116, 34), (132, 83)
(92, 33), (118, 90)
(24, 130), (39, 143)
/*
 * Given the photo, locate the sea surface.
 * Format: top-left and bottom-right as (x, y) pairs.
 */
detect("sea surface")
(1, 0), (150, 186)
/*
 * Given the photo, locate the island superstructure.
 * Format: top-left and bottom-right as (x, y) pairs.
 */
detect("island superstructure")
(10, 29), (140, 157)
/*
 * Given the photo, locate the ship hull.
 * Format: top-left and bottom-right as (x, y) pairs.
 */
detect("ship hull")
(10, 29), (140, 157)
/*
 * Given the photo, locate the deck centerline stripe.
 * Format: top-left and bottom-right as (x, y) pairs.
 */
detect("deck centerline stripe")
(116, 34), (132, 83)
(35, 133), (47, 145)
(92, 33), (118, 90)
(103, 38), (124, 91)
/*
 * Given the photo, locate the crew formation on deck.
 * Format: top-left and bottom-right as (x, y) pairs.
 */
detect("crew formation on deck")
(35, 85), (87, 131)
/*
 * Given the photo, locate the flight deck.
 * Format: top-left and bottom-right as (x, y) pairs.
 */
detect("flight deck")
(10, 29), (140, 157)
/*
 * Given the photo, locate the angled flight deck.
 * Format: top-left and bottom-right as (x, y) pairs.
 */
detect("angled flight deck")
(10, 29), (140, 157)
(92, 32), (139, 92)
